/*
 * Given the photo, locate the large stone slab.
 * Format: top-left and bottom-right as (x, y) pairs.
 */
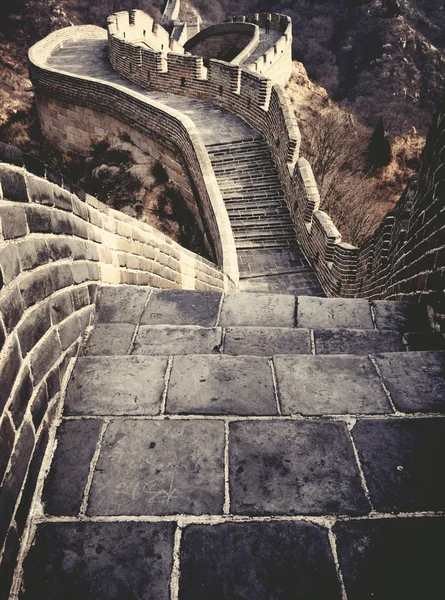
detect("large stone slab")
(229, 420), (370, 515)
(19, 521), (175, 600)
(219, 293), (296, 327)
(372, 300), (429, 331)
(65, 356), (167, 416)
(167, 355), (276, 415)
(86, 323), (136, 356)
(334, 517), (445, 600)
(273, 355), (391, 415)
(43, 419), (103, 516)
(352, 418), (445, 512)
(314, 329), (404, 355)
(96, 286), (149, 323)
(224, 327), (311, 355)
(141, 290), (222, 326)
(374, 351), (445, 413)
(179, 521), (342, 600)
(87, 419), (225, 515)
(132, 326), (222, 355)
(297, 297), (373, 329)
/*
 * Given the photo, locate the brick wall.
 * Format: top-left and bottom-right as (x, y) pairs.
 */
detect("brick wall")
(293, 98), (445, 327)
(0, 153), (232, 593)
(29, 25), (239, 286)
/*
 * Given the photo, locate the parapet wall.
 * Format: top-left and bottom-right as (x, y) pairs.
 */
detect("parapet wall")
(28, 25), (239, 285)
(0, 151), (232, 591)
(183, 22), (258, 66)
(293, 96), (445, 324)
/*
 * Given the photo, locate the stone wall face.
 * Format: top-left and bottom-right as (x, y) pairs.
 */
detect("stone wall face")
(0, 154), (231, 592)
(35, 93), (214, 260)
(28, 25), (239, 285)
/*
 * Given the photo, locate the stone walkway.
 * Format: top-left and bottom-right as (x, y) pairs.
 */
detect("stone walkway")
(16, 287), (445, 598)
(240, 26), (282, 67)
(46, 40), (324, 295)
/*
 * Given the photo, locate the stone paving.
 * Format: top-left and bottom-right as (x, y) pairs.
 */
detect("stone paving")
(46, 40), (324, 295)
(16, 287), (445, 599)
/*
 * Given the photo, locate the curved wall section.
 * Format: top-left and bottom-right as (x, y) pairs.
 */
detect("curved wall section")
(0, 152), (232, 592)
(184, 22), (258, 66)
(28, 26), (239, 285)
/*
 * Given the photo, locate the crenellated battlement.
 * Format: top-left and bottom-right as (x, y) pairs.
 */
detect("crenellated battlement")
(28, 14), (445, 321)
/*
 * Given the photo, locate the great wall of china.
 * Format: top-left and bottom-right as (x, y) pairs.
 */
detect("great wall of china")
(0, 2), (444, 597)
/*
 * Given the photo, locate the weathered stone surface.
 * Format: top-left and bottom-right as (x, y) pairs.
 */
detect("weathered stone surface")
(58, 313), (82, 350)
(0, 285), (24, 333)
(352, 418), (445, 512)
(43, 419), (103, 516)
(0, 415), (15, 483)
(297, 297), (374, 329)
(9, 366), (33, 428)
(15, 425), (49, 534)
(97, 286), (149, 323)
(25, 205), (52, 233)
(372, 300), (429, 331)
(65, 356), (167, 416)
(404, 331), (445, 351)
(87, 419), (225, 515)
(224, 326), (311, 355)
(0, 526), (20, 600)
(0, 337), (22, 412)
(19, 521), (175, 600)
(0, 421), (34, 545)
(314, 329), (404, 355)
(0, 244), (21, 285)
(17, 303), (51, 356)
(0, 205), (28, 239)
(48, 290), (74, 324)
(133, 326), (222, 355)
(0, 166), (28, 202)
(273, 355), (390, 415)
(31, 384), (49, 430)
(167, 355), (276, 415)
(19, 269), (53, 309)
(17, 238), (49, 271)
(27, 176), (55, 206)
(230, 420), (370, 515)
(334, 518), (445, 600)
(179, 521), (341, 600)
(141, 290), (222, 326)
(86, 323), (136, 355)
(219, 293), (296, 327)
(30, 329), (62, 385)
(374, 351), (445, 412)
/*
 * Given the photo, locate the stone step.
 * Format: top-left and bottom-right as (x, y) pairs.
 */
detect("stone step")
(223, 195), (287, 207)
(236, 239), (302, 250)
(214, 170), (279, 183)
(233, 226), (296, 239)
(90, 288), (434, 333)
(227, 207), (290, 219)
(213, 162), (274, 175)
(209, 150), (271, 164)
(206, 139), (267, 154)
(230, 216), (292, 229)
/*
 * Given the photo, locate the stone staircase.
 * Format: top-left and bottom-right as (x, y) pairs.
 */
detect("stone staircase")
(207, 139), (324, 294)
(15, 287), (445, 599)
(208, 139), (297, 251)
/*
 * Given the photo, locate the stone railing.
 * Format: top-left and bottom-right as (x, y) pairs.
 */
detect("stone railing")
(28, 25), (239, 285)
(0, 150), (233, 591)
